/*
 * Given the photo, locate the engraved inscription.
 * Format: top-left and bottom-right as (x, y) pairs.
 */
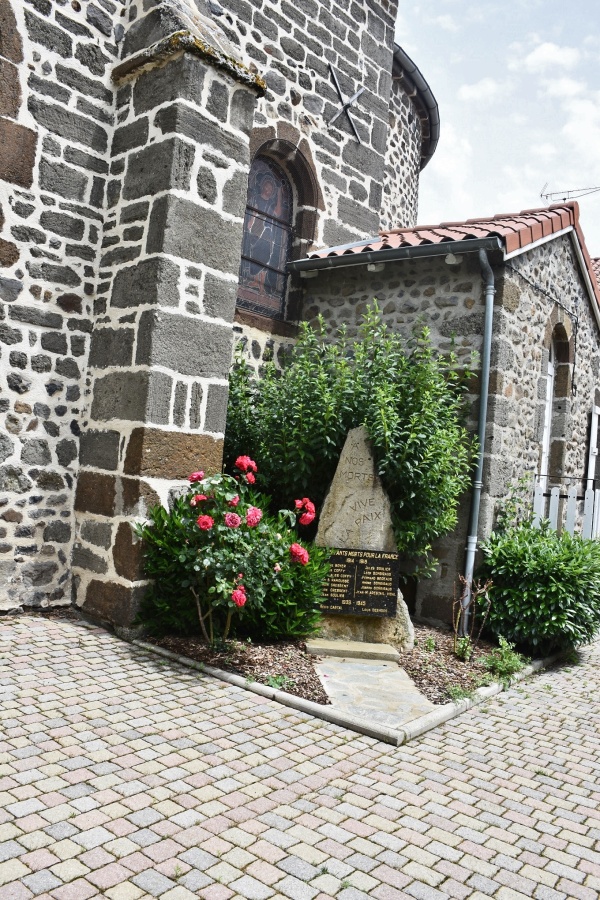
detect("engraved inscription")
(321, 549), (399, 618)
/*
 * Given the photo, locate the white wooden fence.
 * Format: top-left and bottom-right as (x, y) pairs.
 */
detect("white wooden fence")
(532, 478), (600, 538)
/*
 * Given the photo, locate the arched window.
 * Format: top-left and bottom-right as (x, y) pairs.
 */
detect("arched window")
(237, 157), (293, 320)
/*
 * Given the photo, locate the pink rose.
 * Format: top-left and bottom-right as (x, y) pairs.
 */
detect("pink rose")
(189, 471), (205, 483)
(246, 506), (262, 527)
(224, 512), (241, 528)
(274, 563), (282, 573)
(289, 543), (309, 565)
(245, 472), (256, 485)
(196, 515), (214, 530)
(228, 495), (240, 507)
(234, 456), (258, 474)
(295, 497), (316, 526)
(190, 494), (207, 507)
(232, 587), (247, 608)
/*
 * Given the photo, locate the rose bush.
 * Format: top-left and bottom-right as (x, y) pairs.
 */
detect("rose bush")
(136, 457), (330, 643)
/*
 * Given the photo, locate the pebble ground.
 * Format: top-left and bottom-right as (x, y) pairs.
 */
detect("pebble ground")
(1, 616), (599, 900)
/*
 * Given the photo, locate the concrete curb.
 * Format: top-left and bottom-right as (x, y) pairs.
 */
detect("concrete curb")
(131, 638), (566, 747)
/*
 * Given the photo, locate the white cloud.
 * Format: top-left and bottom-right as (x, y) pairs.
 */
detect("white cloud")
(432, 14), (459, 32)
(458, 77), (503, 102)
(544, 77), (586, 98)
(511, 41), (580, 73)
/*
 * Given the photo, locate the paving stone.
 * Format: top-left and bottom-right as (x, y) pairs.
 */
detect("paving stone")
(1, 619), (599, 900)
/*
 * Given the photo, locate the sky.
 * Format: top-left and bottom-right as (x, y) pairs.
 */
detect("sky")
(395, 1), (600, 256)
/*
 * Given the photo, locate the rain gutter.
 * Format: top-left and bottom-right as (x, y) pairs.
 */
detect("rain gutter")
(392, 44), (440, 169)
(287, 236), (503, 274)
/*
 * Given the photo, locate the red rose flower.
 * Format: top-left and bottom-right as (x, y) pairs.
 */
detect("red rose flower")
(189, 471), (205, 483)
(190, 494), (208, 507)
(245, 472), (256, 485)
(231, 587), (247, 608)
(289, 542), (309, 565)
(246, 506), (262, 527)
(228, 495), (240, 507)
(196, 515), (214, 530)
(234, 455), (258, 474)
(224, 512), (241, 528)
(295, 497), (316, 526)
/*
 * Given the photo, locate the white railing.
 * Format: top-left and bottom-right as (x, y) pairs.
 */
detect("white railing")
(532, 476), (600, 538)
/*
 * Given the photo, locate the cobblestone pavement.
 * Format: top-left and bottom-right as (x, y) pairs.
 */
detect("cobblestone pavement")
(1, 616), (599, 900)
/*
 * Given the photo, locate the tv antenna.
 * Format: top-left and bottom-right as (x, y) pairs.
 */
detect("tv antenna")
(540, 182), (600, 202)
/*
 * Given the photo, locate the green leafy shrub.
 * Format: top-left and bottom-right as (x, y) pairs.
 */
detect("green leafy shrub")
(479, 637), (526, 684)
(225, 302), (474, 570)
(479, 520), (600, 655)
(136, 460), (330, 643)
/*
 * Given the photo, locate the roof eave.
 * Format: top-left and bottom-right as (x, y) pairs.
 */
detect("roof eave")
(392, 44), (439, 170)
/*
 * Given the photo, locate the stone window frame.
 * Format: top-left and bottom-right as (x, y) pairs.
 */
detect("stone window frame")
(234, 135), (323, 335)
(541, 312), (573, 481)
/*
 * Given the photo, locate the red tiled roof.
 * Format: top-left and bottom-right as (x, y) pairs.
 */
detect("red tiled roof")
(309, 201), (600, 308)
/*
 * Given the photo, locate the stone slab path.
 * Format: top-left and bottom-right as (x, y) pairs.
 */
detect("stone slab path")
(1, 616), (599, 900)
(314, 659), (434, 728)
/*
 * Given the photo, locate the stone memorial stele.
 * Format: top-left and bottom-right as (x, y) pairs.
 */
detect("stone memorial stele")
(316, 426), (414, 650)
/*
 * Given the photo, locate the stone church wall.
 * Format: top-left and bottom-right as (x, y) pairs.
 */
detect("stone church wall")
(0, 0), (427, 620)
(303, 234), (600, 622)
(380, 78), (421, 230)
(0, 0), (121, 611)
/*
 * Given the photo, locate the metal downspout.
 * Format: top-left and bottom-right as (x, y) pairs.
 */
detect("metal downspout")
(461, 249), (495, 635)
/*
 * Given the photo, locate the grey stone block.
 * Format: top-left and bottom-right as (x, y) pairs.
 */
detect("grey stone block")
(75, 43), (109, 76)
(81, 520), (112, 548)
(39, 158), (88, 202)
(40, 211), (85, 240)
(146, 195), (243, 274)
(173, 382), (187, 428)
(0, 277), (23, 303)
(203, 273), (236, 321)
(133, 53), (207, 115)
(28, 97), (108, 153)
(55, 64), (112, 103)
(222, 169), (248, 217)
(89, 328), (135, 369)
(86, 3), (112, 36)
(123, 137), (195, 200)
(0, 323), (22, 345)
(338, 197), (379, 234)
(21, 438), (51, 466)
(43, 521), (71, 543)
(120, 201), (149, 224)
(72, 544), (108, 574)
(136, 310), (232, 378)
(0, 434), (13, 463)
(112, 117), (149, 157)
(204, 383), (229, 434)
(0, 466), (32, 493)
(7, 373), (31, 394)
(64, 147), (109, 174)
(207, 79), (229, 122)
(231, 87), (256, 135)
(41, 332), (68, 354)
(26, 262), (82, 287)
(155, 104), (247, 164)
(56, 439), (77, 467)
(197, 166), (217, 204)
(55, 358), (81, 379)
(79, 430), (120, 470)
(91, 370), (172, 424)
(25, 10), (72, 57)
(110, 257), (180, 308)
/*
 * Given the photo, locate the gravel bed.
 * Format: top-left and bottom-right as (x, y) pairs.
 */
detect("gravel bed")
(150, 635), (330, 705)
(403, 623), (498, 704)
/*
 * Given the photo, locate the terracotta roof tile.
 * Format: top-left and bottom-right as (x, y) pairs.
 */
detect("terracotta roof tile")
(309, 202), (600, 311)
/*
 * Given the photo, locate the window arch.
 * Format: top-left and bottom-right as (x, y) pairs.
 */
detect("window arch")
(236, 157), (293, 320)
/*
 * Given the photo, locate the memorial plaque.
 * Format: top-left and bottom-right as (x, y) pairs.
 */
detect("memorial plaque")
(321, 549), (400, 618)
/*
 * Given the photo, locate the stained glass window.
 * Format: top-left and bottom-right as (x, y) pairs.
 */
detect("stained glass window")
(237, 157), (293, 319)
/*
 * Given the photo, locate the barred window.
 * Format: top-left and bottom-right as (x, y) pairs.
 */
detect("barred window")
(236, 157), (293, 320)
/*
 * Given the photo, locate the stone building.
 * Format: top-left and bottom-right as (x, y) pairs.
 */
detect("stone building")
(0, 0), (437, 622)
(293, 202), (600, 621)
